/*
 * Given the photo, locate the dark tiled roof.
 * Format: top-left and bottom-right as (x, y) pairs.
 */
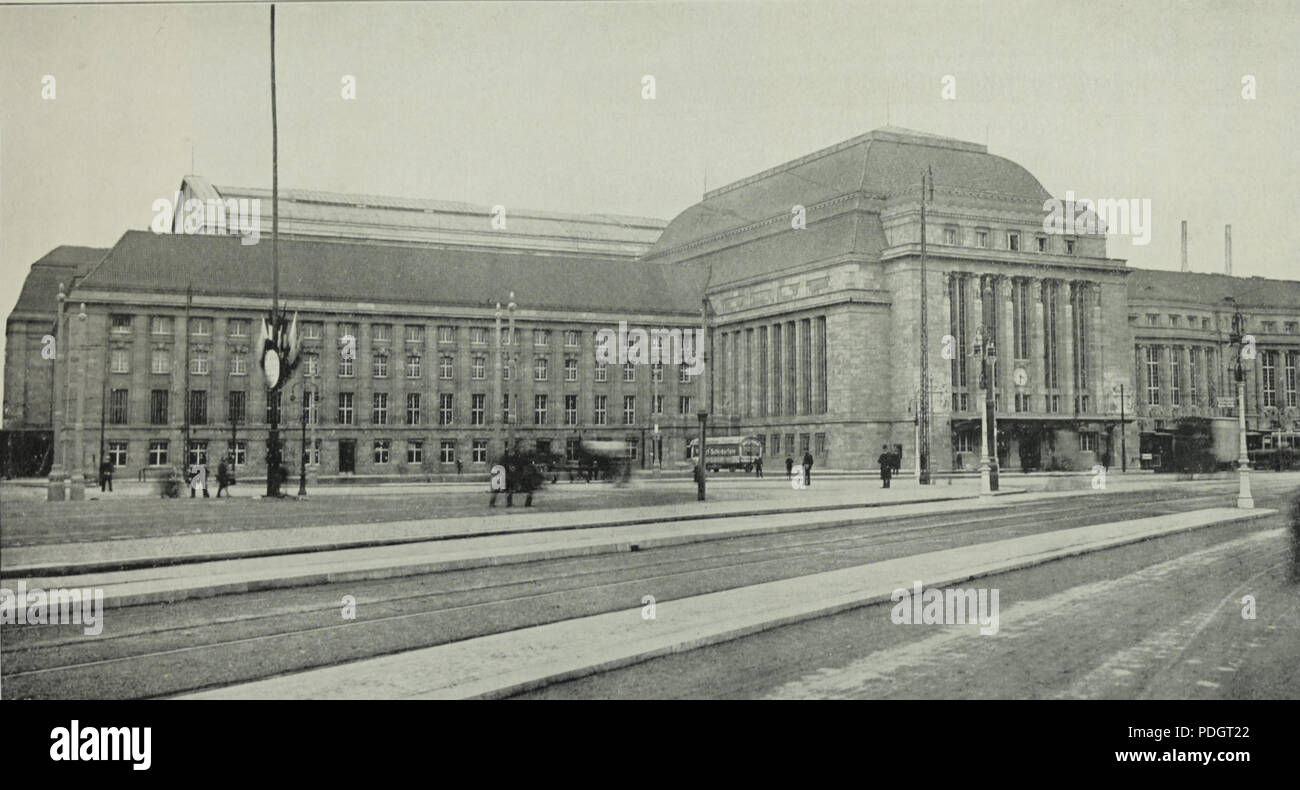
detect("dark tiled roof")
(8, 246), (109, 318)
(1127, 268), (1300, 310)
(649, 127), (1050, 258)
(77, 231), (706, 316)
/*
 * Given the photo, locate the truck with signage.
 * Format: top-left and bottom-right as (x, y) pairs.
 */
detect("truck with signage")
(687, 435), (764, 473)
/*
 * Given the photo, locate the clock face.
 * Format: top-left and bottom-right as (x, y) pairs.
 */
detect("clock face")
(1013, 367), (1029, 387)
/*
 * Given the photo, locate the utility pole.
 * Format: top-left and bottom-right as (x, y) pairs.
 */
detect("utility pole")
(918, 167), (933, 484)
(696, 298), (710, 500)
(47, 284), (68, 500)
(1227, 299), (1254, 509)
(184, 284), (192, 478)
(70, 303), (88, 500)
(507, 292), (517, 453)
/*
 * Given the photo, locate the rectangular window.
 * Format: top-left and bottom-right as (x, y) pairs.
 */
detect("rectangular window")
(1065, 239), (1076, 254)
(771, 434), (781, 455)
(440, 441), (455, 464)
(471, 393), (485, 425)
(373, 354), (389, 379)
(472, 355), (486, 379)
(1189, 348), (1200, 405)
(1147, 314), (1159, 327)
(534, 394), (547, 425)
(338, 392), (354, 425)
(471, 327), (488, 345)
(595, 363), (608, 383)
(150, 316), (173, 335)
(406, 392), (421, 425)
(502, 394), (512, 424)
(189, 317), (212, 336)
(678, 395), (691, 415)
(148, 440), (168, 466)
(1006, 231), (1020, 251)
(109, 389), (129, 424)
(1035, 236), (1047, 253)
(815, 433), (826, 457)
(1145, 346), (1161, 405)
(304, 353), (319, 378)
(564, 330), (580, 347)
(533, 329), (550, 346)
(679, 363), (690, 384)
(372, 393), (389, 425)
(943, 227), (958, 245)
(110, 348), (130, 374)
(150, 390), (169, 425)
(594, 394), (607, 425)
(229, 440), (247, 466)
(623, 395), (636, 425)
(373, 439), (391, 464)
(108, 441), (127, 467)
(188, 390), (208, 425)
(151, 349), (170, 375)
(500, 327), (513, 346)
(1169, 315), (1180, 327)
(438, 325), (455, 344)
(1079, 432), (1097, 452)
(372, 324), (391, 343)
(564, 394), (577, 425)
(439, 393), (454, 425)
(405, 325), (424, 344)
(653, 394), (663, 415)
(229, 352), (247, 376)
(190, 350), (209, 375)
(1262, 350), (1278, 407)
(229, 318), (251, 337)
(954, 430), (976, 454)
(440, 356), (454, 380)
(565, 358), (578, 382)
(472, 440), (488, 464)
(110, 314), (132, 333)
(304, 390), (319, 425)
(406, 355), (422, 379)
(407, 440), (424, 464)
(339, 353), (354, 377)
(302, 322), (322, 340)
(975, 229), (989, 248)
(622, 362), (636, 382)
(1285, 351), (1298, 408)
(651, 362), (663, 383)
(229, 391), (247, 425)
(1170, 347), (1182, 406)
(188, 441), (208, 466)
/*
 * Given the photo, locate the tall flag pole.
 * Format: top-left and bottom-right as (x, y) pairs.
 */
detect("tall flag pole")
(919, 167), (932, 485)
(266, 4), (281, 497)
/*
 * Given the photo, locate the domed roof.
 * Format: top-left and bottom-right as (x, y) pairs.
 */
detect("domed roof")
(647, 127), (1051, 260)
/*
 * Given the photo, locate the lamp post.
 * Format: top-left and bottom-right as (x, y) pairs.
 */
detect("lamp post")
(918, 168), (934, 484)
(47, 284), (68, 500)
(1226, 298), (1254, 509)
(69, 303), (88, 500)
(288, 383), (308, 497)
(973, 326), (998, 497)
(506, 292), (517, 453)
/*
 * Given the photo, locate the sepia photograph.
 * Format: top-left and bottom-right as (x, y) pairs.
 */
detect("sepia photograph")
(0, 0), (1296, 765)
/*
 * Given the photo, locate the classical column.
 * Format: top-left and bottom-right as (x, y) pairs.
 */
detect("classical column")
(999, 276), (1015, 411)
(1031, 278), (1045, 412)
(1062, 282), (1076, 414)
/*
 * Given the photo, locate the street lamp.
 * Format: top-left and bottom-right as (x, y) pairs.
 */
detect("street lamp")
(1225, 298), (1254, 509)
(972, 327), (998, 497)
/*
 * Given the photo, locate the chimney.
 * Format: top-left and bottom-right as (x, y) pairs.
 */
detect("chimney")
(1225, 224), (1232, 276)
(1181, 220), (1189, 272)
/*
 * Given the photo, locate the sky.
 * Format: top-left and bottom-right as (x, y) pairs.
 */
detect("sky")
(2, 0), (1299, 396)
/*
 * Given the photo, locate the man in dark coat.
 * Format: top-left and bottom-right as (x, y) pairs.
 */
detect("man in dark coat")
(98, 457), (114, 493)
(785, 456), (794, 478)
(802, 451), (813, 487)
(878, 445), (893, 488)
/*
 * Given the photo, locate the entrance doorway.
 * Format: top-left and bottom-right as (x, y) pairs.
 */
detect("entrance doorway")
(338, 439), (356, 473)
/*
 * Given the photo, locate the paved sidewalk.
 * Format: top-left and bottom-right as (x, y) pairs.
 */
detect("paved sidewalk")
(179, 507), (1276, 699)
(7, 489), (1052, 608)
(1, 481), (1007, 576)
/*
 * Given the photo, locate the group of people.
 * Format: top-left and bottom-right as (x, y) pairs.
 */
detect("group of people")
(488, 451), (545, 507)
(783, 452), (815, 486)
(182, 456), (237, 498)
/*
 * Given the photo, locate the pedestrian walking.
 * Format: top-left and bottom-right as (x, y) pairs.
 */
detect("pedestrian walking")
(785, 456), (794, 477)
(489, 459), (508, 507)
(878, 444), (893, 488)
(755, 457), (763, 478)
(456, 459), (463, 476)
(802, 451), (813, 487)
(216, 456), (232, 498)
(98, 457), (114, 493)
(188, 462), (210, 498)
